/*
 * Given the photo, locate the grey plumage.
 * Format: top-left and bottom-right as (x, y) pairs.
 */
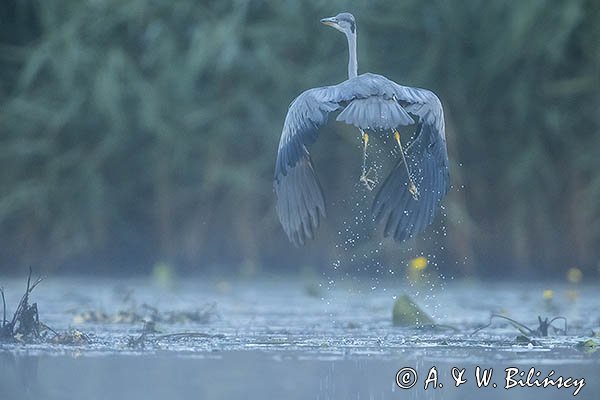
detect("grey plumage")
(337, 96), (414, 130)
(274, 13), (450, 246)
(274, 152), (325, 246)
(372, 122), (449, 241)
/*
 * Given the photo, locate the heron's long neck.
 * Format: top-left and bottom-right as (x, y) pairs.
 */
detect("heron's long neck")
(347, 32), (358, 79)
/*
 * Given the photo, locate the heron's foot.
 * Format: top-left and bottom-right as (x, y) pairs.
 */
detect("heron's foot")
(408, 182), (419, 200)
(359, 168), (377, 191)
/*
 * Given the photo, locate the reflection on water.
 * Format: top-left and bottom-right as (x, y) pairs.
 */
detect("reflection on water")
(0, 350), (597, 400)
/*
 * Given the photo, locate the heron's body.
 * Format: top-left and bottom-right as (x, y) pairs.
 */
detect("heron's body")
(274, 13), (450, 246)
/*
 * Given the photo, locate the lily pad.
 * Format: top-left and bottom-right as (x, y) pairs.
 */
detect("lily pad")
(392, 294), (434, 327)
(575, 339), (598, 353)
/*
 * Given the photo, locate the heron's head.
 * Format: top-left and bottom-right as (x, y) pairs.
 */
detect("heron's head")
(320, 12), (356, 36)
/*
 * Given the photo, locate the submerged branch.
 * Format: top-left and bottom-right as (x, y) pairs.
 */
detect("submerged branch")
(472, 314), (568, 337)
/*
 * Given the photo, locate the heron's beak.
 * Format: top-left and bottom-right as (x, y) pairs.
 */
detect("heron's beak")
(320, 17), (339, 29)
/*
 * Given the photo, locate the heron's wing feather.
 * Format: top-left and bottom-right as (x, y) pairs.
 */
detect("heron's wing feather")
(274, 84), (350, 246)
(372, 123), (449, 241)
(275, 86), (348, 177)
(372, 81), (450, 241)
(274, 151), (325, 246)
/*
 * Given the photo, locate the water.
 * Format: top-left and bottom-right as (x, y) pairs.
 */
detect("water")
(0, 276), (598, 399)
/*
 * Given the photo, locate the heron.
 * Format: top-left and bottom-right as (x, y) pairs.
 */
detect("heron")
(274, 12), (450, 246)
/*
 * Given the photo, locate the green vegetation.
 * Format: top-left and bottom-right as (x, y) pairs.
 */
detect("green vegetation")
(1, 0), (599, 276)
(392, 294), (434, 327)
(576, 338), (598, 353)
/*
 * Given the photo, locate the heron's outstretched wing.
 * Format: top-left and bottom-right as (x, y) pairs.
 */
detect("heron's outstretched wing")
(372, 83), (450, 241)
(274, 86), (343, 246)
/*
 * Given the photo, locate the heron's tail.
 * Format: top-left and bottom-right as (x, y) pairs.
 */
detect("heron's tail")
(274, 152), (326, 246)
(371, 123), (449, 242)
(336, 97), (414, 130)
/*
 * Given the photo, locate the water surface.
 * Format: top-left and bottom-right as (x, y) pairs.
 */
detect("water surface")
(0, 277), (598, 399)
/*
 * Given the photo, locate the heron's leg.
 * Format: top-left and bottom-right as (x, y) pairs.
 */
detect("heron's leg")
(359, 130), (376, 190)
(393, 130), (419, 200)
(360, 130), (369, 176)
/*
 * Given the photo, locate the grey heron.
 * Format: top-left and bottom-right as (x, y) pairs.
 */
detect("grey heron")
(274, 12), (450, 246)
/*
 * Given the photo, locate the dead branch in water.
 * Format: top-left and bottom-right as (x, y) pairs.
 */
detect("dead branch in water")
(471, 314), (568, 337)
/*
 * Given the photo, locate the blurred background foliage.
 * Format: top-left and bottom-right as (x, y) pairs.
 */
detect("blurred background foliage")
(0, 0), (599, 278)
